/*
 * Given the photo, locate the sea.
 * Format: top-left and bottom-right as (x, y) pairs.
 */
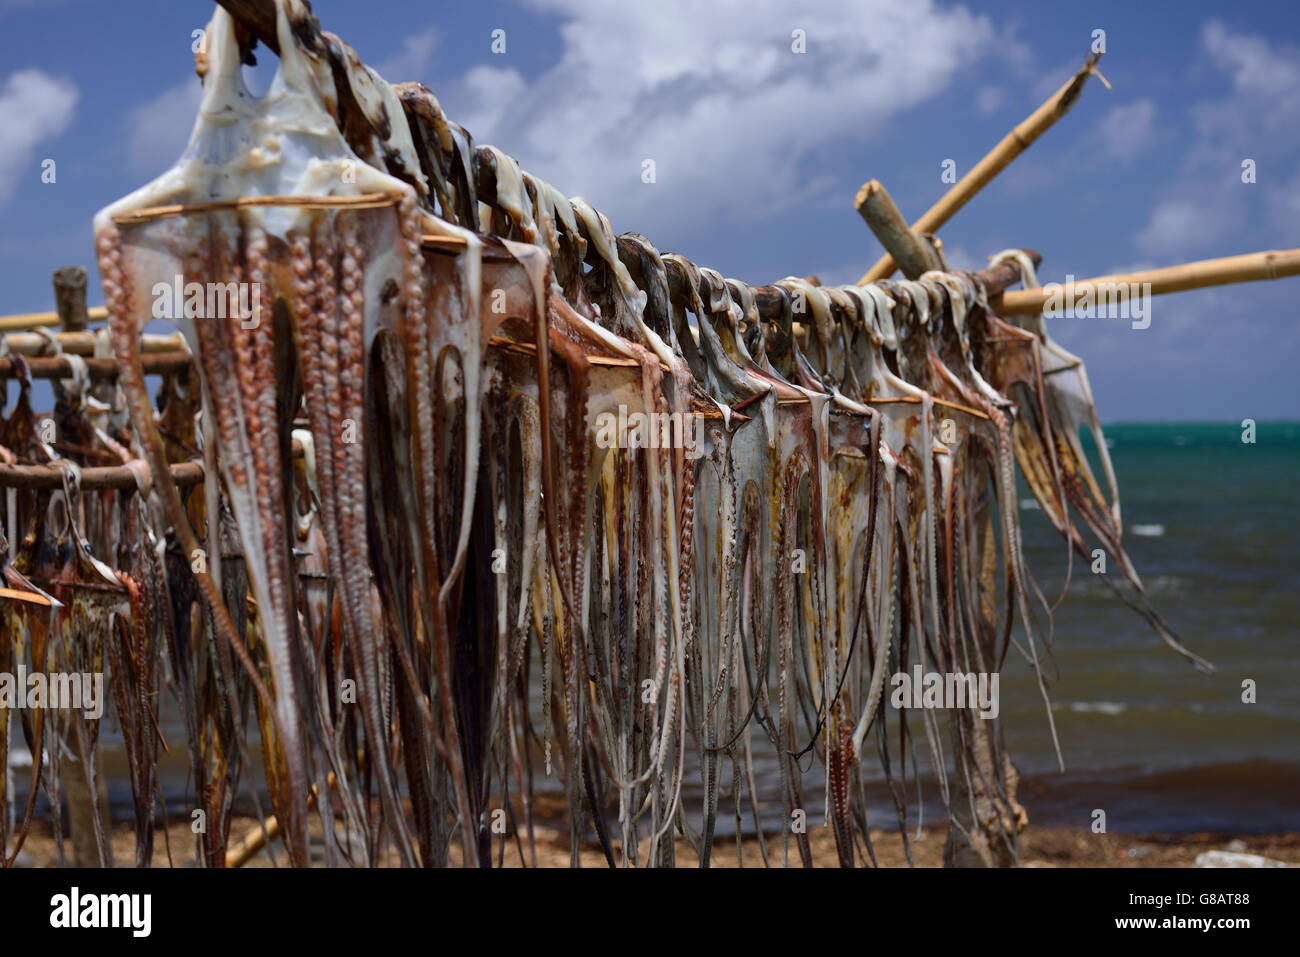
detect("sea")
(1000, 420), (1300, 833)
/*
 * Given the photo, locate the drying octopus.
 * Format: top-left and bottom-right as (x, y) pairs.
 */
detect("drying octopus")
(0, 332), (170, 868)
(64, 0), (1210, 868)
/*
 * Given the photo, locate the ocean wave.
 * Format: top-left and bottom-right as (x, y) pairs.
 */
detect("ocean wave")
(1063, 701), (1128, 715)
(1131, 523), (1165, 537)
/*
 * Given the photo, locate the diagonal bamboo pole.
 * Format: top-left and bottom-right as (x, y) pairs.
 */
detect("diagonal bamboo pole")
(991, 247), (1300, 315)
(858, 51), (1108, 285)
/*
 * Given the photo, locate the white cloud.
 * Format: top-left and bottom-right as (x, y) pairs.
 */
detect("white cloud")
(1135, 197), (1238, 257)
(1095, 99), (1156, 162)
(376, 28), (439, 84)
(976, 86), (1006, 115)
(1266, 163), (1300, 234)
(126, 78), (202, 176)
(938, 243), (980, 273)
(455, 64), (528, 141)
(1192, 22), (1300, 154)
(0, 68), (77, 205)
(1133, 22), (1299, 259)
(442, 0), (1009, 240)
(1202, 20), (1300, 100)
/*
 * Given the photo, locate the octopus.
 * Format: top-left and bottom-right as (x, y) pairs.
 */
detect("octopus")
(14, 0), (1204, 869)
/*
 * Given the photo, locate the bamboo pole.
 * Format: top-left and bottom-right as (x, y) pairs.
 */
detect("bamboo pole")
(0, 460), (205, 491)
(858, 51), (1108, 284)
(1, 330), (184, 354)
(226, 812), (283, 869)
(854, 180), (943, 280)
(992, 247), (1300, 315)
(0, 438), (308, 492)
(227, 773), (336, 868)
(0, 307), (108, 332)
(0, 353), (193, 379)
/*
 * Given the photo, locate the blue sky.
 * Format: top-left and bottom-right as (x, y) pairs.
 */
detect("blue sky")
(1, 0), (1297, 420)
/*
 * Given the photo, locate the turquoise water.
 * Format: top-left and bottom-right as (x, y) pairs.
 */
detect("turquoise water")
(1000, 421), (1300, 831)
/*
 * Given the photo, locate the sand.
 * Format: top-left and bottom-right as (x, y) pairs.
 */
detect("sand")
(9, 792), (1299, 868)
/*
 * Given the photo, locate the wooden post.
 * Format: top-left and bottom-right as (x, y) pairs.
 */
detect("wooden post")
(54, 264), (111, 866)
(854, 180), (943, 280)
(63, 717), (111, 866)
(52, 266), (89, 332)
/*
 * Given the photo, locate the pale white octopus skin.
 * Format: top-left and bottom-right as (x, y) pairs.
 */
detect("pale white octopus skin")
(478, 149), (696, 863)
(92, 1), (483, 865)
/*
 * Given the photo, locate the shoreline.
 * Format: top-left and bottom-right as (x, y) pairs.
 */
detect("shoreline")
(9, 799), (1298, 868)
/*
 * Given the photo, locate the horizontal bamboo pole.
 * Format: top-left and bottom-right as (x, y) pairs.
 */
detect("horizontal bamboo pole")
(0, 352), (192, 379)
(112, 191), (400, 227)
(859, 51), (1107, 285)
(0, 307), (108, 332)
(0, 439), (307, 492)
(0, 460), (204, 490)
(0, 330), (183, 354)
(992, 247), (1300, 315)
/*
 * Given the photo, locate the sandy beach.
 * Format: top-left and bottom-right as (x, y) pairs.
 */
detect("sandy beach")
(10, 791), (1298, 868)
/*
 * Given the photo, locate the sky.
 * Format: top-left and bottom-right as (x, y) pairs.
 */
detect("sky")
(0, 0), (1298, 421)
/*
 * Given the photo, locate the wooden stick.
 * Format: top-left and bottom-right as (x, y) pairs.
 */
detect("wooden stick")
(52, 267), (90, 332)
(227, 772), (336, 868)
(111, 191), (400, 227)
(859, 51), (1107, 284)
(977, 250), (1042, 295)
(0, 460), (205, 491)
(992, 247), (1300, 315)
(854, 180), (943, 280)
(0, 352), (193, 380)
(0, 438), (308, 492)
(0, 307), (108, 332)
(226, 811), (283, 869)
(1, 330), (184, 354)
